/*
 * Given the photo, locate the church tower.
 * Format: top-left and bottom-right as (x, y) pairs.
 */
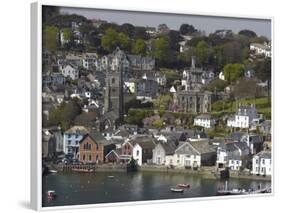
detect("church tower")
(104, 61), (124, 124)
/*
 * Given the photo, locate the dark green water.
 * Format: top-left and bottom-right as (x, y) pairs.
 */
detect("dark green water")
(42, 171), (271, 207)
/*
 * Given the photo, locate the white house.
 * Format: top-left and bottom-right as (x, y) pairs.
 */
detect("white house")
(133, 143), (142, 166)
(167, 142), (201, 168)
(194, 114), (216, 129)
(252, 150), (271, 176)
(152, 142), (175, 165)
(250, 42), (271, 58)
(63, 126), (89, 159)
(216, 142), (249, 171)
(227, 104), (258, 128)
(61, 64), (79, 80)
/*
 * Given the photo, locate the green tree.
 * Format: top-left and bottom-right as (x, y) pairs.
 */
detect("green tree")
(46, 98), (82, 130)
(153, 94), (172, 111)
(43, 26), (59, 52)
(101, 28), (131, 52)
(195, 40), (210, 66)
(61, 28), (72, 42)
(152, 36), (171, 64)
(152, 119), (165, 129)
(223, 63), (244, 83)
(132, 39), (146, 55)
(101, 28), (119, 52)
(118, 32), (131, 50)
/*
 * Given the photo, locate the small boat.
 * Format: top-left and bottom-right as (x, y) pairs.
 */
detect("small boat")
(47, 190), (56, 200)
(170, 188), (184, 193)
(72, 168), (94, 173)
(107, 176), (115, 178)
(177, 183), (190, 188)
(48, 170), (58, 173)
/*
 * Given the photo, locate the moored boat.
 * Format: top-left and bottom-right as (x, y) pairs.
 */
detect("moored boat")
(170, 188), (184, 193)
(72, 168), (94, 173)
(177, 183), (190, 188)
(47, 190), (56, 200)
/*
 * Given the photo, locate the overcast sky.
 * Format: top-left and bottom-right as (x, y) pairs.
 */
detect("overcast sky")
(60, 6), (271, 38)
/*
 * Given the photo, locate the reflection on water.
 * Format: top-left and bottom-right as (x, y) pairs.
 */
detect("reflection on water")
(42, 171), (271, 207)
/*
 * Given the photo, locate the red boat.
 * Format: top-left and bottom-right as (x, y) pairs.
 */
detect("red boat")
(47, 190), (56, 200)
(177, 184), (190, 188)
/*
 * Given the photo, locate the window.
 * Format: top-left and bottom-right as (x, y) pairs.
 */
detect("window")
(68, 140), (71, 145)
(88, 144), (91, 150)
(236, 161), (239, 164)
(83, 155), (85, 160)
(137, 150), (139, 156)
(262, 159), (265, 164)
(112, 78), (115, 84)
(96, 155), (99, 161)
(96, 145), (99, 151)
(89, 155), (92, 161)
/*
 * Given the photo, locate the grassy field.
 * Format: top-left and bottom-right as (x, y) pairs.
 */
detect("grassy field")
(212, 97), (271, 119)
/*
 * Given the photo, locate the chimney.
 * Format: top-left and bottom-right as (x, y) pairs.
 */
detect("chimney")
(191, 56), (196, 69)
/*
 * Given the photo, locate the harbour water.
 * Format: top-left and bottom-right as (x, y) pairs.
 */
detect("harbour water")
(42, 171), (271, 207)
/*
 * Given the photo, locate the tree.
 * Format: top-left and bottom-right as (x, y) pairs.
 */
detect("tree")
(118, 23), (135, 38)
(43, 26), (59, 52)
(46, 98), (82, 130)
(101, 28), (131, 52)
(153, 94), (172, 111)
(222, 41), (244, 64)
(134, 26), (149, 40)
(152, 36), (171, 65)
(132, 39), (146, 55)
(179, 24), (197, 35)
(61, 28), (72, 43)
(118, 32), (131, 51)
(195, 40), (210, 66)
(42, 6), (59, 23)
(223, 63), (244, 83)
(101, 28), (119, 52)
(204, 78), (228, 92)
(238, 29), (257, 38)
(152, 119), (165, 129)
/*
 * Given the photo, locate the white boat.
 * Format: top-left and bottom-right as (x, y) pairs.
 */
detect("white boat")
(48, 170), (58, 173)
(170, 188), (184, 193)
(108, 176), (115, 178)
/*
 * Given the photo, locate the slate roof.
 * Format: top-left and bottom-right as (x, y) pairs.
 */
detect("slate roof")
(255, 150), (271, 159)
(175, 142), (199, 155)
(188, 141), (216, 154)
(65, 126), (89, 135)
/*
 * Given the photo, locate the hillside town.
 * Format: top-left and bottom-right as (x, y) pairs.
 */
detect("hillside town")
(42, 8), (272, 182)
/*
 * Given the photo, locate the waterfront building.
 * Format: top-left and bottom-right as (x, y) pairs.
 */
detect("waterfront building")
(252, 150), (272, 176)
(132, 136), (156, 166)
(63, 126), (89, 159)
(79, 132), (107, 164)
(167, 141), (216, 168)
(216, 142), (249, 170)
(152, 142), (175, 165)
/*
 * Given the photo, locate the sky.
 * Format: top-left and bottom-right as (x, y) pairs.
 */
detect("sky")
(60, 6), (271, 38)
